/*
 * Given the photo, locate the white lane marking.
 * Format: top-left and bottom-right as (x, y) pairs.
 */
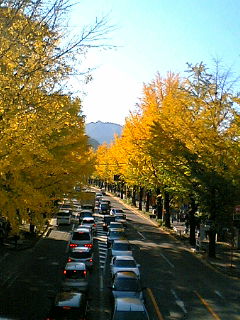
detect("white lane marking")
(215, 290), (224, 299)
(137, 231), (145, 240)
(171, 289), (187, 314)
(160, 253), (175, 268)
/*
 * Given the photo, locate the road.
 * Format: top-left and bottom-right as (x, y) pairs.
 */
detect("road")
(0, 193), (239, 319)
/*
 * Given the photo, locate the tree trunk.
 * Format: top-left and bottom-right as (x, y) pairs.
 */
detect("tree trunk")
(208, 228), (216, 257)
(163, 190), (171, 228)
(156, 188), (162, 219)
(189, 196), (197, 247)
(145, 190), (150, 212)
(132, 186), (137, 207)
(139, 187), (144, 211)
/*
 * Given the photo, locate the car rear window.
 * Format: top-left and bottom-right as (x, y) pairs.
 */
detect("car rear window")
(70, 251), (92, 259)
(72, 232), (90, 241)
(64, 270), (86, 279)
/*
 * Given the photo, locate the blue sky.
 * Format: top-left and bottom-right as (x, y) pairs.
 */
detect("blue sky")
(68, 0), (240, 125)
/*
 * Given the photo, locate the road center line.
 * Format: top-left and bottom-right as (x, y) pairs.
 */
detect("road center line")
(194, 290), (221, 320)
(160, 253), (175, 268)
(146, 287), (164, 320)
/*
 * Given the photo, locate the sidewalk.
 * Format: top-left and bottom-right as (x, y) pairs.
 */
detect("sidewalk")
(2, 222), (51, 251)
(171, 220), (240, 279)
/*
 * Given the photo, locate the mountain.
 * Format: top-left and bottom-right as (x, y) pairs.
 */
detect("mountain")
(86, 121), (123, 145)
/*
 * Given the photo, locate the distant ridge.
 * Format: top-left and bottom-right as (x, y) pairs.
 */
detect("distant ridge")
(86, 121), (123, 145)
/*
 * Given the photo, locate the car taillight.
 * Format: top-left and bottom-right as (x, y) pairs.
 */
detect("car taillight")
(84, 243), (93, 248)
(93, 224), (96, 227)
(63, 306), (71, 310)
(69, 243), (77, 247)
(63, 270), (67, 274)
(68, 258), (72, 262)
(89, 259), (93, 262)
(84, 270), (87, 276)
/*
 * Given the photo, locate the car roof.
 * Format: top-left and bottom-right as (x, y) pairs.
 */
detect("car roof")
(82, 217), (94, 221)
(55, 291), (85, 307)
(112, 239), (129, 244)
(73, 227), (91, 233)
(114, 256), (135, 261)
(115, 297), (145, 311)
(114, 271), (138, 279)
(65, 262), (86, 270)
(108, 228), (125, 232)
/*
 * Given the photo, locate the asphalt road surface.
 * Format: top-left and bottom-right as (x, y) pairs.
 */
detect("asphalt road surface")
(0, 193), (239, 319)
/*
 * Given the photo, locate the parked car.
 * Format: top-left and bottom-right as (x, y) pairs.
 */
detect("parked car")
(107, 228), (126, 248)
(111, 297), (150, 320)
(110, 239), (133, 257)
(61, 262), (88, 292)
(110, 208), (125, 217)
(108, 221), (125, 231)
(103, 215), (116, 231)
(69, 227), (93, 251)
(68, 247), (94, 270)
(110, 256), (141, 278)
(110, 271), (144, 300)
(46, 291), (88, 320)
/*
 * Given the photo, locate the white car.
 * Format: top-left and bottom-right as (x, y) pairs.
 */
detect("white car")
(110, 256), (141, 278)
(110, 239), (133, 257)
(79, 217), (96, 234)
(69, 227), (93, 251)
(110, 208), (125, 216)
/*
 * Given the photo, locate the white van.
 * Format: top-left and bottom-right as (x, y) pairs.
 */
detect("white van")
(57, 210), (72, 225)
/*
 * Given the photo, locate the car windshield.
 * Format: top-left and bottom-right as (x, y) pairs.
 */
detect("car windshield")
(112, 243), (130, 251)
(115, 260), (136, 267)
(113, 311), (148, 320)
(57, 212), (70, 217)
(115, 215), (125, 220)
(70, 251), (92, 259)
(65, 270), (86, 279)
(114, 278), (141, 291)
(72, 232), (90, 241)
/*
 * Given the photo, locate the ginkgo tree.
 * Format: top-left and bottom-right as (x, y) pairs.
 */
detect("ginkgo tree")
(0, 1), (111, 232)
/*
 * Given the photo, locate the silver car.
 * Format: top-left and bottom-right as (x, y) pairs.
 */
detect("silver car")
(110, 255), (141, 278)
(112, 297), (150, 320)
(111, 271), (144, 300)
(68, 247), (94, 270)
(62, 262), (88, 292)
(110, 239), (133, 257)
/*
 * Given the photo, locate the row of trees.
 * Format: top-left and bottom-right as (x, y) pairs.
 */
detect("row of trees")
(94, 62), (240, 257)
(0, 0), (112, 232)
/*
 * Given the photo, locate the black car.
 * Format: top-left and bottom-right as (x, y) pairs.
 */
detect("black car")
(103, 215), (116, 231)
